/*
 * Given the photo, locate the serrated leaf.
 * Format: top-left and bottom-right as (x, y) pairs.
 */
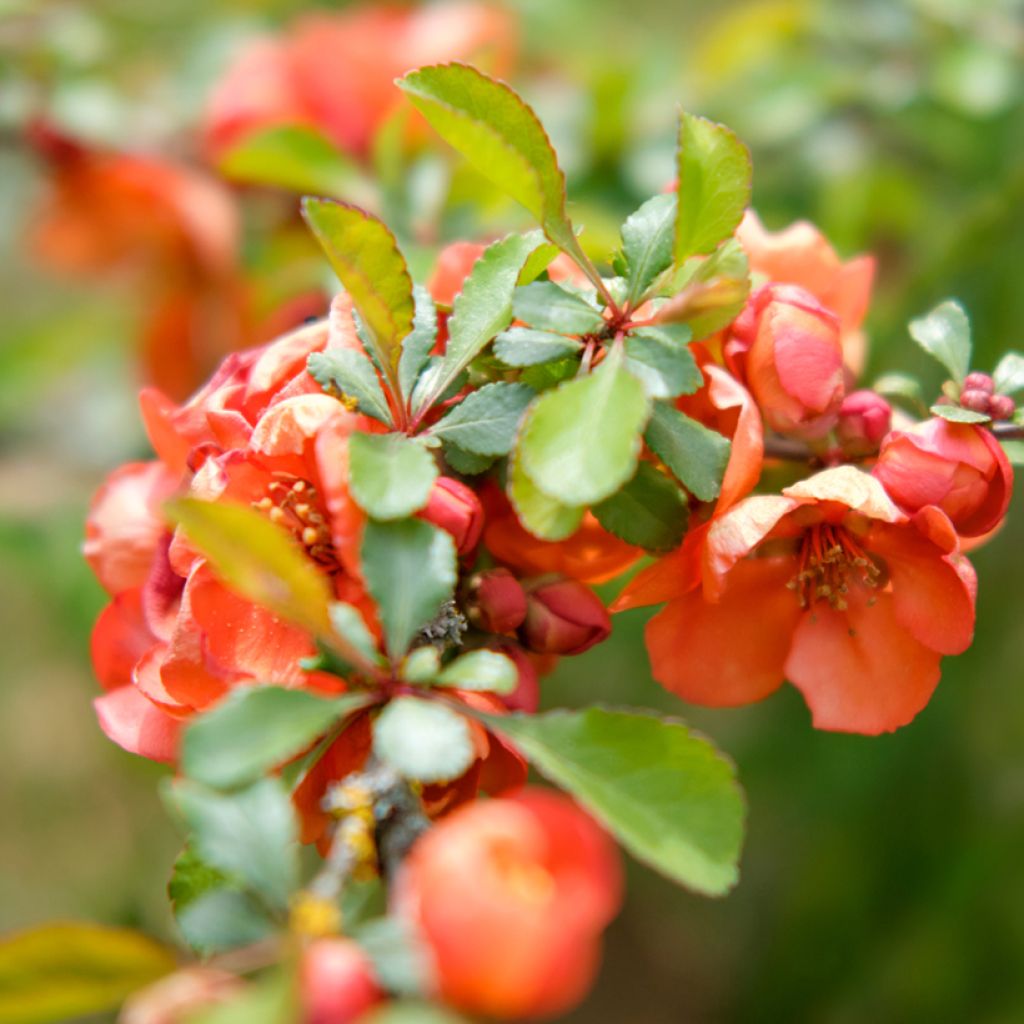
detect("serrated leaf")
(166, 499), (331, 635)
(592, 463), (689, 552)
(429, 382), (535, 456)
(930, 403), (991, 424)
(621, 193), (677, 306)
(373, 697), (474, 783)
(674, 113), (752, 261)
(442, 442), (496, 476)
(657, 239), (750, 341)
(483, 707), (745, 896)
(0, 923), (176, 1024)
(507, 451), (584, 541)
(398, 64), (574, 250)
(307, 348), (392, 424)
(167, 778), (298, 913)
(411, 361), (468, 416)
(176, 889), (275, 957)
(909, 300), (971, 383)
(348, 432), (438, 520)
(302, 198), (414, 397)
(518, 344), (651, 505)
(399, 286), (439, 402)
(493, 327), (584, 366)
(436, 649), (517, 694)
(511, 281), (605, 335)
(520, 356), (580, 392)
(182, 687), (371, 790)
(645, 403), (731, 502)
(625, 326), (701, 399)
(362, 520), (457, 659)
(518, 242), (561, 285)
(993, 352), (1024, 396)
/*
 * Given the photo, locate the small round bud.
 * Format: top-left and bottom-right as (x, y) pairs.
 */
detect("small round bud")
(520, 578), (611, 656)
(963, 371), (995, 395)
(989, 394), (1016, 421)
(301, 938), (380, 1024)
(835, 389), (892, 457)
(468, 568), (527, 634)
(959, 388), (991, 413)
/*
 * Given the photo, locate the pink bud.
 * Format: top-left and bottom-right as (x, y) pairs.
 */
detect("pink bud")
(419, 477), (484, 556)
(301, 938), (380, 1024)
(989, 394), (1016, 421)
(520, 578), (611, 656)
(469, 568), (527, 634)
(963, 371), (995, 394)
(960, 388), (991, 413)
(835, 389), (892, 457)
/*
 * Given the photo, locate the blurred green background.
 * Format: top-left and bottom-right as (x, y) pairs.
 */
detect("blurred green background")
(2, 0), (1023, 1020)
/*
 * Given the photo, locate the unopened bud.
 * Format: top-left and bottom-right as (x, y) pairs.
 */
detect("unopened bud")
(963, 371), (995, 395)
(468, 568), (527, 634)
(960, 388), (991, 413)
(835, 389), (891, 457)
(989, 394), (1016, 421)
(418, 477), (484, 556)
(520, 578), (611, 656)
(301, 938), (380, 1024)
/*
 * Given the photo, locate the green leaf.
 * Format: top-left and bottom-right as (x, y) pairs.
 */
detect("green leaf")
(372, 697), (474, 783)
(182, 687), (370, 790)
(658, 239), (750, 341)
(518, 242), (561, 285)
(436, 649), (517, 694)
(166, 499), (331, 635)
(420, 231), (543, 410)
(307, 348), (392, 424)
(302, 198), (415, 397)
(625, 326), (701, 399)
(351, 917), (433, 998)
(645, 403), (731, 502)
(1001, 439), (1024, 466)
(329, 602), (382, 666)
(909, 300), (972, 383)
(592, 463), (689, 553)
(507, 451), (584, 541)
(168, 843), (229, 912)
(0, 923), (176, 1024)
(484, 708), (745, 896)
(493, 327), (584, 366)
(993, 351), (1024, 395)
(348, 432), (438, 520)
(512, 281), (605, 335)
(176, 889), (275, 957)
(429, 382), (535, 456)
(398, 64), (574, 250)
(217, 125), (359, 196)
(167, 778), (298, 913)
(674, 112), (752, 261)
(362, 520), (457, 659)
(621, 193), (677, 306)
(520, 355), (580, 392)
(518, 344), (651, 505)
(873, 372), (927, 413)
(401, 646), (442, 684)
(399, 286), (439, 401)
(930, 403), (991, 424)
(442, 442), (496, 476)
(188, 971), (295, 1024)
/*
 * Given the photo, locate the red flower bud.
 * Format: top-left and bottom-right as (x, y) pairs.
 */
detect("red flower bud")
(395, 789), (622, 1020)
(486, 640), (540, 712)
(873, 417), (1013, 536)
(725, 283), (845, 439)
(468, 568), (527, 634)
(990, 394), (1016, 421)
(963, 371), (994, 394)
(301, 938), (380, 1024)
(960, 388), (991, 413)
(835, 389), (891, 457)
(419, 477), (484, 556)
(520, 578), (611, 655)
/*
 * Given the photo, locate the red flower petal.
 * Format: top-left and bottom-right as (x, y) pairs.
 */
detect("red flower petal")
(93, 686), (182, 763)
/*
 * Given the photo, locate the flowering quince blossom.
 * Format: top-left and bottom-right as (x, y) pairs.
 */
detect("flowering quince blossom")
(641, 466), (977, 734)
(395, 789), (622, 1020)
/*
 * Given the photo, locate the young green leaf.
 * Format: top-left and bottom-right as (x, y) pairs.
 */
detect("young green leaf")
(436, 649), (517, 694)
(592, 462), (689, 552)
(644, 403), (731, 502)
(657, 239), (750, 341)
(483, 707), (745, 896)
(398, 286), (439, 401)
(166, 778), (298, 913)
(520, 356), (580, 392)
(518, 344), (651, 505)
(361, 520), (457, 659)
(674, 112), (752, 261)
(307, 348), (393, 424)
(181, 687), (372, 790)
(166, 499), (332, 636)
(348, 432), (438, 520)
(429, 382), (535, 456)
(512, 281), (605, 335)
(993, 352), (1024, 395)
(372, 697), (474, 783)
(397, 64), (575, 251)
(302, 198), (415, 397)
(508, 451), (585, 541)
(442, 442), (496, 476)
(401, 645), (442, 684)
(493, 327), (584, 367)
(930, 403), (991, 424)
(908, 300), (972, 383)
(621, 192), (677, 307)
(873, 372), (927, 414)
(176, 889), (275, 956)
(625, 326), (701, 399)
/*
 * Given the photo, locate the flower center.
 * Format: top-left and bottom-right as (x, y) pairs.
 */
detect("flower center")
(252, 476), (338, 571)
(786, 523), (881, 611)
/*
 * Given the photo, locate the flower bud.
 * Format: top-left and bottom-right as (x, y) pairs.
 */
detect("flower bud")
(725, 284), (845, 439)
(486, 640), (540, 713)
(960, 389), (991, 413)
(520, 578), (611, 656)
(873, 417), (1013, 536)
(963, 371), (994, 394)
(395, 789), (621, 1020)
(835, 389), (891, 457)
(468, 568), (527, 634)
(301, 938), (380, 1024)
(990, 394), (1016, 421)
(418, 477), (484, 556)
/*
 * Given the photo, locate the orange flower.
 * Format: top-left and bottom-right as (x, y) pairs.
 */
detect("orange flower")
(394, 789), (621, 1020)
(736, 210), (875, 375)
(643, 467), (976, 734)
(203, 2), (517, 162)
